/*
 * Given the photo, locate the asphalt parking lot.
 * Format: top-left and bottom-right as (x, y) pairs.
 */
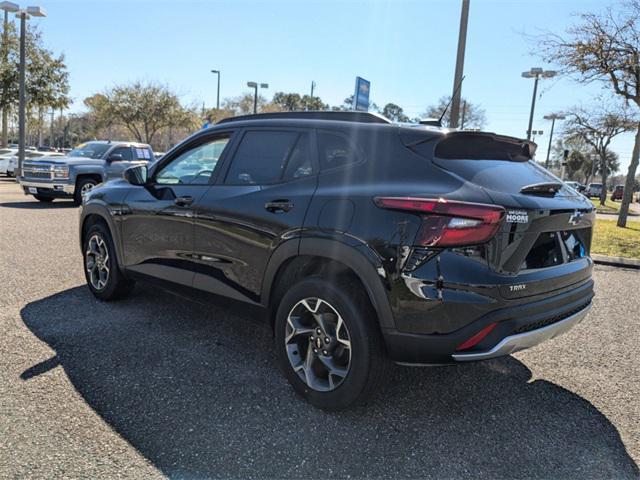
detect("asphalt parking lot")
(0, 178), (638, 479)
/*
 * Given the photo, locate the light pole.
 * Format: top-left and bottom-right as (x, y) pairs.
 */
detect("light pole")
(211, 69), (220, 110)
(15, 5), (45, 177)
(449, 0), (470, 129)
(522, 67), (556, 141)
(543, 113), (565, 169)
(0, 2), (18, 148)
(310, 80), (316, 98)
(247, 81), (268, 114)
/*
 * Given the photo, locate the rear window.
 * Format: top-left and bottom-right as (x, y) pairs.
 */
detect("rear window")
(427, 132), (534, 162)
(317, 131), (362, 170)
(225, 131), (301, 185)
(134, 147), (152, 160)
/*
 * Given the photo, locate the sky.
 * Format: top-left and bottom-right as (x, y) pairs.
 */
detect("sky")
(28, 0), (634, 171)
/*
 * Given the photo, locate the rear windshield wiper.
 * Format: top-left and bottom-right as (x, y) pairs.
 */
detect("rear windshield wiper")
(520, 182), (563, 196)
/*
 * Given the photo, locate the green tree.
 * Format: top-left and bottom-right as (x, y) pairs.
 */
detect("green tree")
(539, 0), (640, 225)
(0, 23), (69, 146)
(424, 96), (486, 129)
(85, 81), (197, 146)
(382, 103), (409, 122)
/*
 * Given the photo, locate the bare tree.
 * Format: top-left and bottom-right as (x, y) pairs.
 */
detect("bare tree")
(539, 1), (640, 225)
(564, 105), (630, 205)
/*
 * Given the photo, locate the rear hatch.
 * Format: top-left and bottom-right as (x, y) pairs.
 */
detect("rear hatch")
(408, 131), (594, 298)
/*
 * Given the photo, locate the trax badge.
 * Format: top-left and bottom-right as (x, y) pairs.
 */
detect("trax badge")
(509, 284), (527, 292)
(506, 210), (528, 224)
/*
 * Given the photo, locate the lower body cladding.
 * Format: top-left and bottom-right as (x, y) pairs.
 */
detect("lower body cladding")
(20, 180), (74, 198)
(382, 257), (594, 365)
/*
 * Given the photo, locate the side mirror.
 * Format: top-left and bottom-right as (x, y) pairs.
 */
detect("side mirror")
(107, 153), (123, 162)
(123, 164), (148, 186)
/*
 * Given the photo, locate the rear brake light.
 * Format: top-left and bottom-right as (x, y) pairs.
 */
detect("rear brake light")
(374, 197), (504, 247)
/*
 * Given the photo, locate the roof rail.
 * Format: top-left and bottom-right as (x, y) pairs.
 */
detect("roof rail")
(216, 110), (392, 125)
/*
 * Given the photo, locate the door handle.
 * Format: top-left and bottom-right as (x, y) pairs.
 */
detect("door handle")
(265, 200), (294, 213)
(174, 196), (194, 207)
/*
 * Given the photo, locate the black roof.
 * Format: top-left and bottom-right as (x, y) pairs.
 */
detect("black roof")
(216, 110), (392, 126)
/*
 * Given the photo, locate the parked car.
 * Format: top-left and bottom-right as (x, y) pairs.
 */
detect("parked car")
(611, 184), (624, 201)
(564, 181), (585, 193)
(19, 140), (154, 205)
(586, 183), (603, 198)
(5, 150), (66, 177)
(0, 147), (18, 175)
(79, 111), (595, 410)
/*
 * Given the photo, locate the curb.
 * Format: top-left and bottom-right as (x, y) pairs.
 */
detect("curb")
(592, 254), (640, 270)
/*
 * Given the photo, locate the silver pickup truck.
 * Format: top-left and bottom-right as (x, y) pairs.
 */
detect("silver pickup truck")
(19, 140), (154, 205)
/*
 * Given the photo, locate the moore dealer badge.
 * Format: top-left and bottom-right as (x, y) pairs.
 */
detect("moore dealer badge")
(506, 210), (529, 224)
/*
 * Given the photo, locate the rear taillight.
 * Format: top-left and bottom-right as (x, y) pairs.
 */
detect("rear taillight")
(374, 197), (505, 247)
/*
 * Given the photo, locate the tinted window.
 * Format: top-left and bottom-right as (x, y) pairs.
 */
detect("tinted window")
(134, 147), (153, 160)
(156, 136), (230, 185)
(110, 147), (133, 161)
(283, 134), (313, 180)
(225, 131), (299, 185)
(317, 131), (361, 170)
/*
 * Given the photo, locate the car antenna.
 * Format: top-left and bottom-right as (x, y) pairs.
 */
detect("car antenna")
(438, 75), (465, 127)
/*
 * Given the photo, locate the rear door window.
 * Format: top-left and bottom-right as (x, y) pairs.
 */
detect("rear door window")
(110, 147), (133, 160)
(134, 147), (153, 161)
(316, 131), (362, 170)
(224, 131), (303, 185)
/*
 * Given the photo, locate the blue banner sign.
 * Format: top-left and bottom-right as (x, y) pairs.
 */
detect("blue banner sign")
(353, 76), (370, 111)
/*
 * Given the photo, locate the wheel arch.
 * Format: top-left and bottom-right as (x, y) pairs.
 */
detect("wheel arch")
(80, 206), (124, 269)
(75, 173), (104, 188)
(262, 238), (395, 330)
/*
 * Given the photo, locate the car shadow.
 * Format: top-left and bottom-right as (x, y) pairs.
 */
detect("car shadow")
(0, 200), (77, 209)
(20, 286), (638, 479)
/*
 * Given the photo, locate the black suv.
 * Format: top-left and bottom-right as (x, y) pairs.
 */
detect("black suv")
(79, 111), (594, 409)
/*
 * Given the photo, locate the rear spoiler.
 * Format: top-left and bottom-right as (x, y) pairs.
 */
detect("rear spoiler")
(402, 131), (537, 162)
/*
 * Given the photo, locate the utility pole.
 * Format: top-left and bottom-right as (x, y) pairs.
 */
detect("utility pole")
(0, 2), (18, 148)
(247, 81), (268, 114)
(460, 100), (467, 130)
(16, 10), (25, 175)
(211, 69), (220, 110)
(310, 80), (316, 98)
(49, 108), (54, 147)
(15, 5), (45, 177)
(449, 0), (470, 129)
(543, 113), (565, 169)
(522, 67), (557, 141)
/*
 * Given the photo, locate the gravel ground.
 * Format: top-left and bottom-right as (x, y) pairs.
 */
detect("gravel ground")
(0, 179), (638, 479)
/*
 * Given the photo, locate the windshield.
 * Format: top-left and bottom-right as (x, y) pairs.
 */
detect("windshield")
(69, 142), (110, 159)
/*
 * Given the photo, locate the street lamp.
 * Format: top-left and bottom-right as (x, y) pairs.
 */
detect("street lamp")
(14, 4), (46, 177)
(211, 69), (220, 110)
(543, 113), (566, 169)
(522, 67), (556, 141)
(247, 81), (268, 114)
(0, 2), (18, 148)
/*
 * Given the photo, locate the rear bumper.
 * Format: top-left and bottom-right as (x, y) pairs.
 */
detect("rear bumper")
(20, 180), (74, 197)
(451, 302), (591, 361)
(384, 279), (594, 365)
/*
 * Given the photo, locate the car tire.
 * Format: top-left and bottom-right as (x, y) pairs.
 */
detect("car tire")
(34, 195), (54, 202)
(74, 178), (98, 206)
(274, 276), (390, 410)
(83, 222), (135, 301)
